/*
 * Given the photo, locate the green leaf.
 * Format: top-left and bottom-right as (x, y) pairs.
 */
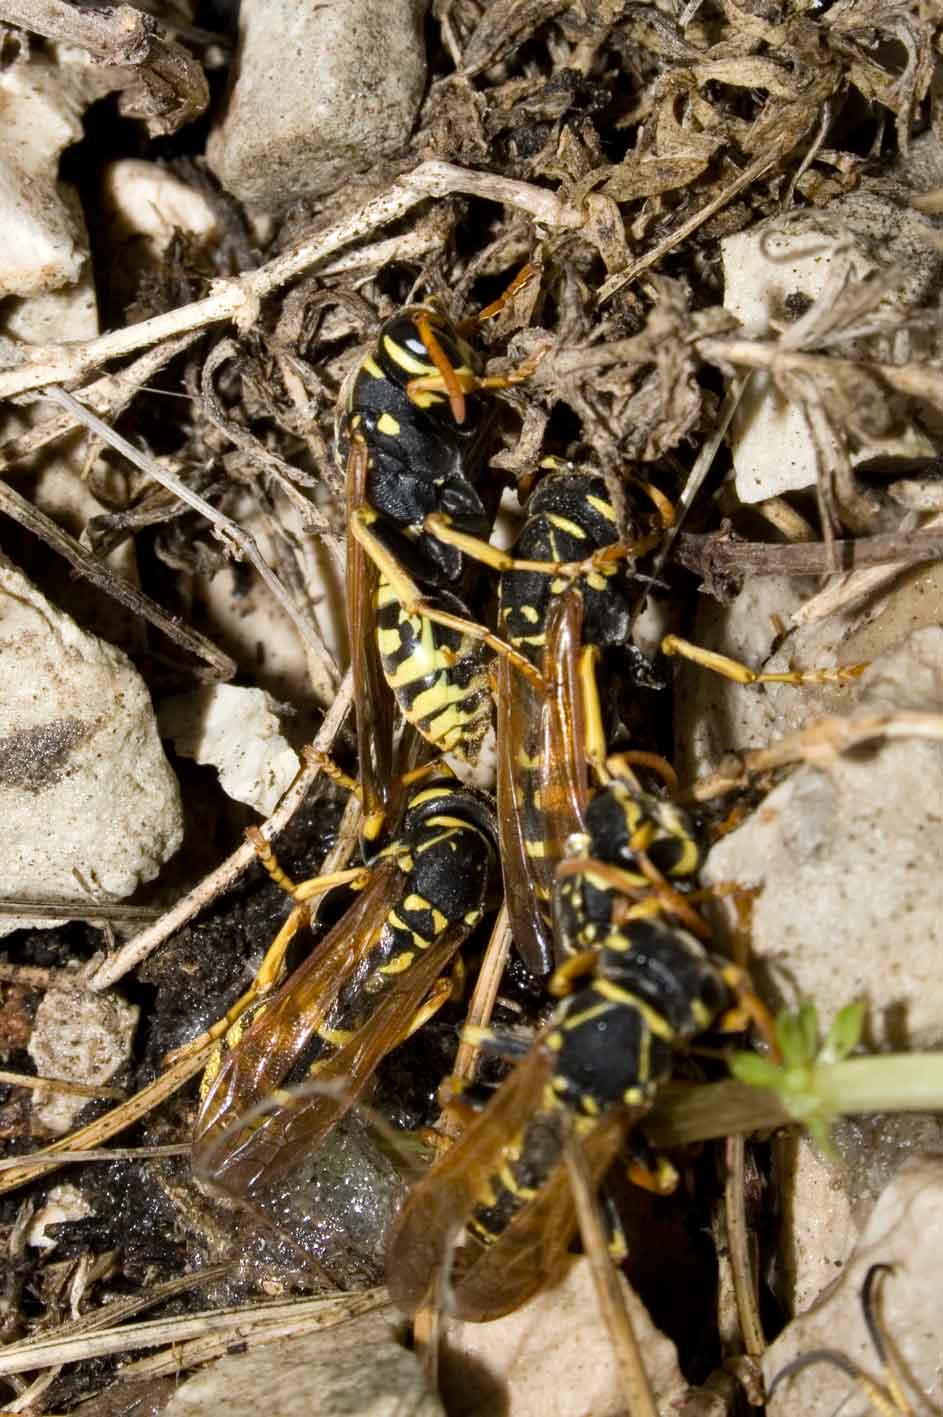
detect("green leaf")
(819, 1000), (865, 1065)
(730, 1053), (784, 1089)
(776, 1001), (819, 1068)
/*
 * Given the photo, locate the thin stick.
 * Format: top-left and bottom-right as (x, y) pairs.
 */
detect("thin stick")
(87, 669), (353, 991)
(675, 523), (943, 581)
(0, 1039), (215, 1195)
(686, 710), (943, 802)
(597, 150), (780, 305)
(563, 1131), (658, 1417)
(0, 331), (201, 475)
(41, 384), (330, 668)
(451, 904), (512, 1087)
(724, 1134), (765, 1357)
(0, 162), (583, 401)
(0, 477), (235, 680)
(0, 1289), (390, 1377)
(697, 335), (943, 410)
(0, 1070), (124, 1100)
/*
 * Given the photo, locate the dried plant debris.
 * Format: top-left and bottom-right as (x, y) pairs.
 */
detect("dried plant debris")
(0, 0), (941, 1413)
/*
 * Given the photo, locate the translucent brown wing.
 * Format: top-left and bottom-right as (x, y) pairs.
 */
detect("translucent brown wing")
(542, 588), (591, 863)
(387, 1037), (558, 1316)
(201, 916), (475, 1199)
(193, 859), (399, 1191)
(346, 435), (394, 845)
(448, 1104), (639, 1321)
(387, 1032), (642, 1321)
(495, 653), (555, 976)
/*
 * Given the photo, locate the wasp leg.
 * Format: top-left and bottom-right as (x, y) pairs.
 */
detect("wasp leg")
(168, 841), (369, 1065)
(715, 964), (780, 1058)
(350, 506), (546, 688)
(455, 260), (543, 334)
(402, 958), (465, 1044)
(423, 511), (638, 580)
(661, 635), (868, 687)
(624, 1134), (679, 1197)
(404, 344), (547, 407)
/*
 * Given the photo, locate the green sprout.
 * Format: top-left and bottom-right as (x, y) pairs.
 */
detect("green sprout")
(730, 1000), (865, 1154)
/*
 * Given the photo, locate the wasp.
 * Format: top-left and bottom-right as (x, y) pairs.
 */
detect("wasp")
(193, 779), (498, 1199)
(337, 273), (545, 850)
(423, 463), (670, 974)
(386, 593), (747, 1321)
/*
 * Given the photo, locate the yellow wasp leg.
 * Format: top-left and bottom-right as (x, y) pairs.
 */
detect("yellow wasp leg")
(404, 344), (547, 406)
(455, 260), (543, 333)
(398, 957), (466, 1051)
(167, 843), (369, 1065)
(661, 635), (868, 687)
(423, 511), (633, 579)
(350, 505), (546, 689)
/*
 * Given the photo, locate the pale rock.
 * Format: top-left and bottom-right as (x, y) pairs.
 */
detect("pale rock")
(0, 46), (130, 298)
(164, 1307), (443, 1416)
(159, 684), (299, 816)
(28, 986), (138, 1133)
(702, 627), (943, 1050)
(770, 1132), (859, 1316)
(722, 136), (943, 503)
(439, 1259), (687, 1417)
(206, 0), (429, 207)
(674, 559), (943, 784)
(764, 1158), (943, 1414)
(101, 158), (220, 256)
(0, 559), (183, 936)
(25, 1182), (94, 1249)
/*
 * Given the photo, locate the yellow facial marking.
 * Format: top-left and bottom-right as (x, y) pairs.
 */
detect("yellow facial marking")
(376, 411), (400, 437)
(383, 334), (437, 377)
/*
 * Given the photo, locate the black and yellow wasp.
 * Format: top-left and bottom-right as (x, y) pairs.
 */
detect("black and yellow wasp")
(386, 591), (745, 1321)
(419, 461), (667, 974)
(192, 779), (498, 1199)
(337, 276), (544, 851)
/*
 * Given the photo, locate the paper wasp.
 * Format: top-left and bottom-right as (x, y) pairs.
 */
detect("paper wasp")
(386, 591), (747, 1321)
(337, 271), (547, 851)
(192, 779), (498, 1199)
(421, 461), (671, 974)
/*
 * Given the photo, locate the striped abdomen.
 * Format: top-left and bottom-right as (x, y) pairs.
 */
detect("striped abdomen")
(374, 577), (492, 762)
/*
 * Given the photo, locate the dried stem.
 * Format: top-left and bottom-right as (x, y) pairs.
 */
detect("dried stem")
(0, 162), (583, 402)
(0, 475), (235, 680)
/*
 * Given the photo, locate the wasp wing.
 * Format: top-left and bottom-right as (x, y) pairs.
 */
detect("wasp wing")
(193, 858), (399, 1191)
(347, 436), (395, 846)
(450, 1103), (641, 1321)
(213, 917), (476, 1198)
(387, 1037), (558, 1316)
(497, 589), (590, 975)
(496, 653), (555, 976)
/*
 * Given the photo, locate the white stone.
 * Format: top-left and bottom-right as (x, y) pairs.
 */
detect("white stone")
(770, 1132), (858, 1316)
(702, 628), (943, 1051)
(0, 48), (130, 298)
(0, 559), (183, 936)
(100, 159), (220, 254)
(28, 986), (138, 1133)
(159, 684), (300, 816)
(164, 1308), (443, 1416)
(722, 167), (943, 503)
(206, 0), (429, 207)
(764, 1158), (943, 1413)
(25, 1182), (93, 1248)
(440, 1259), (686, 1417)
